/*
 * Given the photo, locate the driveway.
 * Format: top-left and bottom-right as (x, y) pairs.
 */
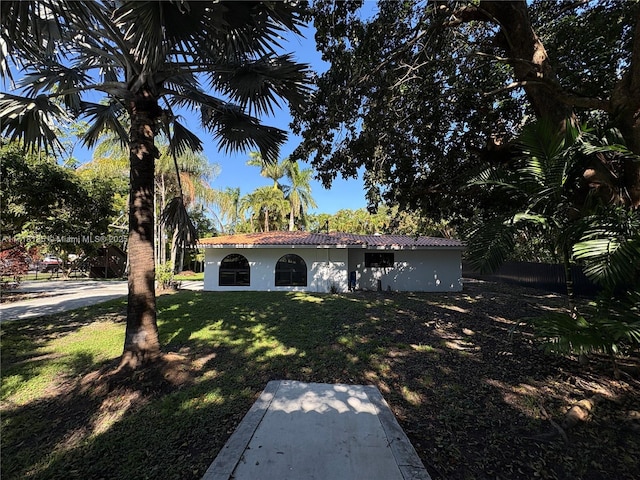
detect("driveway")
(0, 280), (203, 323)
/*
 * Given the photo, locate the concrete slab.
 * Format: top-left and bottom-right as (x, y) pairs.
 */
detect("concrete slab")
(202, 380), (431, 480)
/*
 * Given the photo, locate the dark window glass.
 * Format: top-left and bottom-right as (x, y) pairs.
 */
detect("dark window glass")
(219, 254), (250, 286)
(275, 254), (307, 286)
(364, 252), (394, 268)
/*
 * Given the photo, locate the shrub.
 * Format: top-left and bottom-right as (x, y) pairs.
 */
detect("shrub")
(156, 261), (175, 290)
(0, 241), (29, 289)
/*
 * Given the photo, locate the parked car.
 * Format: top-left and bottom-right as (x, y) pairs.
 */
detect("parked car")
(41, 255), (63, 273)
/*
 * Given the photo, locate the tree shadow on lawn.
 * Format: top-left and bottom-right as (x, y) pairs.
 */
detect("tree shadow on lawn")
(1, 297), (127, 359)
(1, 298), (127, 403)
(2, 284), (639, 479)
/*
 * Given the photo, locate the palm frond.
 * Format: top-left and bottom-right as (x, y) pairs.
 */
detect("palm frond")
(517, 118), (567, 164)
(112, 1), (191, 75)
(168, 85), (226, 113)
(111, 1), (307, 78)
(467, 164), (520, 191)
(161, 197), (198, 247)
(80, 101), (128, 148)
(574, 236), (640, 288)
(511, 212), (549, 226)
(525, 312), (639, 355)
(579, 142), (635, 156)
(211, 54), (312, 116)
(202, 104), (286, 163)
(160, 72), (200, 96)
(527, 282), (640, 356)
(517, 122), (580, 195)
(168, 121), (203, 157)
(1, 1), (63, 75)
(464, 219), (517, 274)
(573, 208), (640, 289)
(18, 65), (89, 113)
(2, 1), (102, 75)
(0, 93), (67, 152)
(196, 2), (308, 59)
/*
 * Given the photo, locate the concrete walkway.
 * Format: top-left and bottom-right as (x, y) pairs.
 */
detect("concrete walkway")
(203, 380), (431, 480)
(0, 280), (203, 323)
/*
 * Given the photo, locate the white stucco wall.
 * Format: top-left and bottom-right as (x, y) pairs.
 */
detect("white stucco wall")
(204, 246), (463, 293)
(348, 248), (463, 292)
(204, 247), (350, 293)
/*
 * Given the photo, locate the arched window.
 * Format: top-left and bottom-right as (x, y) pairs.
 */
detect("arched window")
(219, 254), (250, 286)
(275, 254), (307, 286)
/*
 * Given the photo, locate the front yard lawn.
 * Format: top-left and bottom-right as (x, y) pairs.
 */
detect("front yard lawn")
(1, 282), (638, 479)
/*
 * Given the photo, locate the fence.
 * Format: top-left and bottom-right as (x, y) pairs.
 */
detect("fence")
(462, 261), (600, 296)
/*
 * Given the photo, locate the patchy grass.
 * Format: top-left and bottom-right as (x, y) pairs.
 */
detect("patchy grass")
(1, 283), (639, 480)
(173, 271), (204, 281)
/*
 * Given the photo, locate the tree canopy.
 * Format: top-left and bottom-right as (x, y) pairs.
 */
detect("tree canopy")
(293, 0), (640, 221)
(0, 139), (117, 251)
(1, 1), (311, 367)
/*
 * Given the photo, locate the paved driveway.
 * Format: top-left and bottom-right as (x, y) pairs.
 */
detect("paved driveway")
(0, 280), (203, 323)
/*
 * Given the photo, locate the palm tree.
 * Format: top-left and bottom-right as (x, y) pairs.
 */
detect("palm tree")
(241, 186), (289, 232)
(465, 119), (640, 359)
(247, 153), (317, 230)
(155, 149), (218, 273)
(465, 119), (584, 304)
(1, 1), (310, 368)
(283, 160), (317, 230)
(247, 151), (290, 189)
(209, 187), (243, 234)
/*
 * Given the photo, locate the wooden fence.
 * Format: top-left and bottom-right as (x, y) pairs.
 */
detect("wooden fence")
(462, 261), (600, 296)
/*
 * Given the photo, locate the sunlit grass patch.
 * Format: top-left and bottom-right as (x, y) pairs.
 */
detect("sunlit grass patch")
(401, 385), (422, 406)
(1, 321), (123, 405)
(411, 343), (436, 352)
(173, 272), (204, 281)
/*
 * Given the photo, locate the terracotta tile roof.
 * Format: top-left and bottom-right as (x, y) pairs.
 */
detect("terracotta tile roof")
(198, 231), (463, 248)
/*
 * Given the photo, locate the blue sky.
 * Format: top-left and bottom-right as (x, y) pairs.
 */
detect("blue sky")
(65, 22), (367, 214)
(66, 24), (368, 214)
(5, 8), (371, 215)
(203, 23), (367, 215)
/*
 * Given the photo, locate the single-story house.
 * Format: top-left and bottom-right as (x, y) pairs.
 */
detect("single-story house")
(198, 231), (464, 293)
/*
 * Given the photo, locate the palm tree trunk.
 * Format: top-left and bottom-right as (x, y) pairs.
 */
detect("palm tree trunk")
(178, 247), (185, 273)
(122, 94), (161, 368)
(154, 180), (159, 270)
(289, 208), (295, 231)
(160, 175), (166, 265)
(170, 226), (179, 273)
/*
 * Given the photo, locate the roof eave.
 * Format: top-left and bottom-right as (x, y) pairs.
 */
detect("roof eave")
(197, 243), (465, 249)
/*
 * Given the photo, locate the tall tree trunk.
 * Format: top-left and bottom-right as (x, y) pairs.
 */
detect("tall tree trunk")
(481, 1), (640, 206)
(154, 179), (159, 270)
(178, 245), (185, 274)
(122, 91), (161, 368)
(610, 11), (640, 207)
(160, 175), (166, 265)
(289, 207), (295, 231)
(170, 226), (179, 273)
(481, 1), (575, 130)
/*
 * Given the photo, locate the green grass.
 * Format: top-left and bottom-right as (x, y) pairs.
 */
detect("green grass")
(173, 271), (204, 281)
(4, 273), (51, 282)
(1, 286), (638, 480)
